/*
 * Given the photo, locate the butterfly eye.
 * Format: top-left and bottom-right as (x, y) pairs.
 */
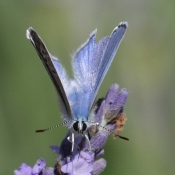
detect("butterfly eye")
(73, 121), (79, 132)
(82, 121), (87, 132)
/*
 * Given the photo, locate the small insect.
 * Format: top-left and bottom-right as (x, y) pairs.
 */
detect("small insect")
(113, 113), (127, 138)
(26, 22), (128, 151)
(105, 108), (128, 140)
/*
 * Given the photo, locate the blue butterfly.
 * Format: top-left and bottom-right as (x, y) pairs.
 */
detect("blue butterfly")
(26, 21), (128, 151)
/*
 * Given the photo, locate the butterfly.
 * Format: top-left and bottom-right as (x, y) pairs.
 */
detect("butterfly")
(26, 21), (128, 151)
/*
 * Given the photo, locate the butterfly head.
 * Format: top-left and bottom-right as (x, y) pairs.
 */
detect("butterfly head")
(71, 119), (89, 135)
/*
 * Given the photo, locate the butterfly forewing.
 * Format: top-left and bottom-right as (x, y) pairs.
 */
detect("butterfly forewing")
(72, 22), (128, 118)
(26, 28), (73, 119)
(91, 22), (128, 110)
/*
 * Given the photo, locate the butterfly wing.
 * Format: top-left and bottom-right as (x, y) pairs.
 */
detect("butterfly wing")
(72, 22), (128, 119)
(26, 27), (73, 119)
(94, 22), (128, 100)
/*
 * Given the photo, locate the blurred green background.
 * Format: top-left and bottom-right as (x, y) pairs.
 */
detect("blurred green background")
(0, 0), (175, 174)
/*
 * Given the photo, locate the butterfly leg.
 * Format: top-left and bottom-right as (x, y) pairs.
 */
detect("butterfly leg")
(71, 133), (75, 152)
(67, 133), (75, 152)
(85, 134), (91, 151)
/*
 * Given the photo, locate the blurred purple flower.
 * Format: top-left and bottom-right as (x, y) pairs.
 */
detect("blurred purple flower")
(14, 84), (128, 175)
(14, 158), (54, 175)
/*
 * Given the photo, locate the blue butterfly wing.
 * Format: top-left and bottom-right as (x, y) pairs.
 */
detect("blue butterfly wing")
(72, 35), (108, 119)
(72, 22), (128, 119)
(26, 27), (73, 119)
(92, 22), (128, 108)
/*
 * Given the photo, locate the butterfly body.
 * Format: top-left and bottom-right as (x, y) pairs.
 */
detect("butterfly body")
(26, 22), (128, 150)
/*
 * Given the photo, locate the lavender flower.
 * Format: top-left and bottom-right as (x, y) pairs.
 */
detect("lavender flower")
(14, 158), (54, 175)
(14, 85), (128, 175)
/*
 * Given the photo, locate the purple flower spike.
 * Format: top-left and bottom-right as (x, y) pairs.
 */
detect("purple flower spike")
(91, 158), (106, 175)
(61, 151), (94, 175)
(32, 158), (46, 174)
(94, 84), (120, 123)
(105, 84), (119, 105)
(89, 129), (109, 151)
(14, 163), (32, 175)
(93, 84), (128, 138)
(113, 88), (128, 110)
(14, 158), (48, 175)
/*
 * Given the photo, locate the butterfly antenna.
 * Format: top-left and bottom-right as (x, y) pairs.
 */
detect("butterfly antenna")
(116, 135), (129, 141)
(90, 121), (129, 141)
(101, 125), (129, 141)
(36, 120), (71, 133)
